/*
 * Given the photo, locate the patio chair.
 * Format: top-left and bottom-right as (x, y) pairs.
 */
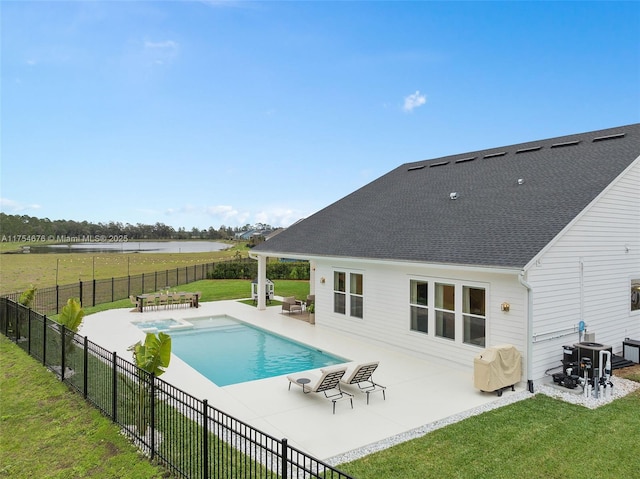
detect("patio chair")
(129, 295), (140, 310)
(157, 294), (169, 309)
(282, 296), (303, 314)
(287, 366), (353, 414)
(340, 361), (386, 404)
(182, 293), (193, 308)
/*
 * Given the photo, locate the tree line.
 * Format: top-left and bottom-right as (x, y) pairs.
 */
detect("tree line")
(0, 213), (276, 241)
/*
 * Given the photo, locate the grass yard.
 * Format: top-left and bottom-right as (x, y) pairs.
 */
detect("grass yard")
(70, 279), (310, 318)
(0, 335), (171, 479)
(340, 366), (640, 479)
(0, 241), (249, 294)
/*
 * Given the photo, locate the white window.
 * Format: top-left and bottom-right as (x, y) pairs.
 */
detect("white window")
(350, 273), (364, 318)
(632, 279), (640, 312)
(463, 286), (486, 347)
(333, 271), (346, 314)
(334, 271), (364, 318)
(410, 280), (428, 334)
(435, 283), (455, 340)
(409, 279), (487, 347)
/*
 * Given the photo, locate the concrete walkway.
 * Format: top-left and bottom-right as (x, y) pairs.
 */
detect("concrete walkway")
(79, 299), (527, 462)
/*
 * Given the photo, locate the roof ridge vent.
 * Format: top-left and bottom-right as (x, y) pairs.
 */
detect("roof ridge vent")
(483, 151), (507, 159)
(455, 156), (476, 164)
(429, 161), (449, 168)
(551, 140), (581, 148)
(592, 133), (625, 142)
(516, 146), (542, 154)
(407, 165), (425, 171)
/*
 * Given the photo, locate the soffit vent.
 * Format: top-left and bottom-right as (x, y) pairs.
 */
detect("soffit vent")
(407, 165), (425, 171)
(593, 133), (625, 142)
(551, 140), (581, 148)
(516, 146), (542, 154)
(455, 156), (476, 164)
(429, 161), (449, 168)
(483, 151), (507, 159)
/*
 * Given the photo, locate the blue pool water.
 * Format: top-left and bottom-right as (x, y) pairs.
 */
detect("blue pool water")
(169, 316), (347, 386)
(133, 319), (181, 331)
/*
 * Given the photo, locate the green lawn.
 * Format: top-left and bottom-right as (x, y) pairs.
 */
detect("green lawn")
(339, 377), (640, 479)
(75, 279), (310, 317)
(0, 335), (171, 479)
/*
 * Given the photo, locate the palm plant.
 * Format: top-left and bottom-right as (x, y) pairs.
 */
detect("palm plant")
(128, 332), (172, 435)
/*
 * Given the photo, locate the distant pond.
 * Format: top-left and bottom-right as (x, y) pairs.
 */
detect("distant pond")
(26, 241), (230, 254)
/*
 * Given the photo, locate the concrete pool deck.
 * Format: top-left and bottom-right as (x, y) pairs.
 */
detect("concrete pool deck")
(79, 299), (529, 463)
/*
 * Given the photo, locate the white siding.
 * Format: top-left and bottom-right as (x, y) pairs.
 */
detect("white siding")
(312, 260), (527, 378)
(527, 160), (640, 381)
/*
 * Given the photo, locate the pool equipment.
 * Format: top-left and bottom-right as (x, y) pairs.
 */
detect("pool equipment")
(552, 343), (614, 399)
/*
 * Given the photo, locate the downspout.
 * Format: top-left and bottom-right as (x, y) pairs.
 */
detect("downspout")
(518, 270), (535, 393)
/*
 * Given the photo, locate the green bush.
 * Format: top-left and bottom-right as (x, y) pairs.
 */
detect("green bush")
(207, 260), (310, 280)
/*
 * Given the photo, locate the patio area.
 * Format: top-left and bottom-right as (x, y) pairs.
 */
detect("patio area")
(79, 299), (530, 463)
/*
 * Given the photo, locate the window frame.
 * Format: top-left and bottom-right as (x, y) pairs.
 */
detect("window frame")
(408, 278), (488, 348)
(333, 270), (364, 319)
(409, 279), (429, 334)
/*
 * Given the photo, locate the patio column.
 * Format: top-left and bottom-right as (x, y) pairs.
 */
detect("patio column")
(257, 255), (267, 311)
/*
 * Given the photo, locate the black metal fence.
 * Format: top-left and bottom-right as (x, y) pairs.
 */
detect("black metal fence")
(0, 297), (354, 479)
(2, 261), (221, 315)
(2, 258), (312, 316)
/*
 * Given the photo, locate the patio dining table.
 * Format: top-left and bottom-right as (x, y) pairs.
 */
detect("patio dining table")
(136, 291), (200, 312)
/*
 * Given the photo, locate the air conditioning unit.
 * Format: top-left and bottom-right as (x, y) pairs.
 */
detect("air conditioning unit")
(573, 342), (612, 378)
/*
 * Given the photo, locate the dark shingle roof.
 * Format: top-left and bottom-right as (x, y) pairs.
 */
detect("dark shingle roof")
(253, 124), (640, 268)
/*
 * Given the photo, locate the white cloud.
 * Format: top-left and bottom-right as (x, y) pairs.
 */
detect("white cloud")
(142, 39), (179, 66)
(403, 90), (427, 112)
(144, 40), (179, 50)
(0, 198), (41, 212)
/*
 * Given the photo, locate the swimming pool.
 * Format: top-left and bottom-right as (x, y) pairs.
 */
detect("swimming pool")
(169, 315), (348, 386)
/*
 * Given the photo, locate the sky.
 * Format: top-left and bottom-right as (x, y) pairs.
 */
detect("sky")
(2, 1), (639, 231)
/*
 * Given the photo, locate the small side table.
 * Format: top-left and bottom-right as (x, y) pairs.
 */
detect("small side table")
(296, 378), (311, 392)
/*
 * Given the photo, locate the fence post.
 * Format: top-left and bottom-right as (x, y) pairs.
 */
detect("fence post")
(92, 279), (96, 307)
(15, 305), (21, 343)
(142, 274), (145, 294)
(56, 285), (59, 315)
(154, 271), (157, 292)
(42, 315), (47, 366)
(150, 373), (156, 460)
(83, 336), (89, 399)
(111, 277), (115, 303)
(27, 309), (32, 354)
(112, 351), (118, 423)
(79, 280), (83, 307)
(127, 275), (131, 298)
(202, 399), (209, 479)
(281, 438), (288, 479)
(61, 324), (66, 381)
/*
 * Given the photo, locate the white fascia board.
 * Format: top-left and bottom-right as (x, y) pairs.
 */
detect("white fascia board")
(251, 251), (521, 276)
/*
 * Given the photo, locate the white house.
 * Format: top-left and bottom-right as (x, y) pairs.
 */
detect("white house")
(251, 124), (640, 390)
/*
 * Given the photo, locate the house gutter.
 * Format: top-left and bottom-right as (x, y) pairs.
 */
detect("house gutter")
(519, 270), (535, 393)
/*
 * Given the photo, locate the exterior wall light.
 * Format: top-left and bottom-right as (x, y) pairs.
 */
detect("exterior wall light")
(320, 277), (326, 284)
(501, 302), (510, 312)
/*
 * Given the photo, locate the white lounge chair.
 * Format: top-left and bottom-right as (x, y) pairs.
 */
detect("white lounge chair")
(287, 366), (353, 414)
(340, 361), (386, 404)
